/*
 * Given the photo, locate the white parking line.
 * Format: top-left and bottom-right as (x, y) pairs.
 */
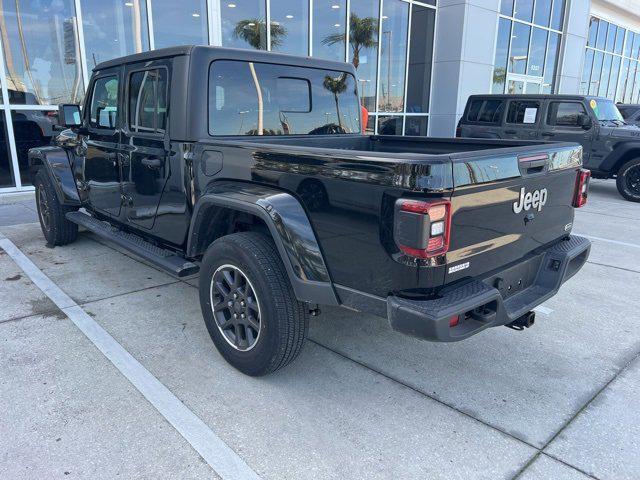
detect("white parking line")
(577, 234), (640, 250)
(0, 234), (261, 480)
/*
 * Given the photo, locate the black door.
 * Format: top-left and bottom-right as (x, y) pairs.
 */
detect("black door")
(501, 99), (541, 140)
(84, 70), (123, 217)
(121, 64), (170, 230)
(540, 101), (594, 163)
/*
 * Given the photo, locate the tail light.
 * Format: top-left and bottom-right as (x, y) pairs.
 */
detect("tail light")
(455, 121), (462, 138)
(573, 169), (591, 208)
(394, 199), (452, 258)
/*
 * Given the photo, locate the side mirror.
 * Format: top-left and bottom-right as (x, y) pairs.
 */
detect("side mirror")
(577, 113), (592, 129)
(57, 104), (82, 128)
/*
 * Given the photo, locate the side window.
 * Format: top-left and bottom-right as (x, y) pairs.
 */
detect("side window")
(506, 100), (540, 124)
(477, 100), (505, 123)
(89, 75), (119, 129)
(129, 69), (168, 134)
(466, 100), (483, 121)
(546, 102), (587, 127)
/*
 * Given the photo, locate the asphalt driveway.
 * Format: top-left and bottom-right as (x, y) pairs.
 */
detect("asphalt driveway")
(1, 179), (638, 480)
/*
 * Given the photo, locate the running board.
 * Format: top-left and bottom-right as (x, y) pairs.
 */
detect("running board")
(65, 211), (199, 277)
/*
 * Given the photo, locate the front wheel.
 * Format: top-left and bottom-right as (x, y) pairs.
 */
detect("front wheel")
(34, 169), (78, 246)
(616, 158), (640, 202)
(199, 232), (309, 376)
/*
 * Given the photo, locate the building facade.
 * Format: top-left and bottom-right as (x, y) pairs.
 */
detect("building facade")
(0, 0), (638, 195)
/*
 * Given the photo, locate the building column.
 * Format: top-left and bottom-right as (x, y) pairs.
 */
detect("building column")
(555, 0), (590, 94)
(429, 0), (500, 137)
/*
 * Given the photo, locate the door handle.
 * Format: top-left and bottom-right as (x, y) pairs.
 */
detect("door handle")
(141, 157), (163, 169)
(505, 130), (517, 134)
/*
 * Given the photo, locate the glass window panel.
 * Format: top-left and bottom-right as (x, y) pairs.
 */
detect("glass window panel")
(12, 109), (57, 186)
(507, 79), (524, 94)
(348, 0), (379, 112)
(618, 58), (631, 103)
(208, 60), (360, 135)
(614, 27), (625, 55)
(81, 0), (149, 69)
(533, 0), (551, 28)
(404, 116), (428, 136)
(598, 54), (612, 96)
(589, 51), (603, 95)
(605, 24), (616, 52)
(492, 18), (511, 93)
(546, 102), (587, 126)
(312, 0), (347, 61)
(0, 114), (15, 188)
(89, 75), (119, 128)
(513, 0), (533, 23)
(500, 0), (514, 16)
(378, 0), (408, 113)
(365, 114), (375, 134)
(596, 21), (608, 50)
(633, 34), (640, 60)
(550, 0), (565, 30)
(151, 0), (207, 49)
(506, 100), (540, 123)
(270, 0), (308, 55)
(624, 61), (636, 103)
(1, 0), (83, 105)
(377, 115), (402, 135)
(405, 5), (435, 114)
(624, 31), (633, 58)
(543, 32), (560, 92)
(129, 69), (168, 133)
(509, 22), (530, 75)
(587, 17), (599, 47)
(528, 28), (547, 77)
(608, 56), (621, 99)
(218, 0), (267, 50)
(580, 49), (594, 95)
(633, 66), (640, 102)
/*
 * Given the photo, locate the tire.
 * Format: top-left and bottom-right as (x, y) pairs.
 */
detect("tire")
(616, 158), (640, 202)
(199, 232), (309, 376)
(34, 169), (78, 246)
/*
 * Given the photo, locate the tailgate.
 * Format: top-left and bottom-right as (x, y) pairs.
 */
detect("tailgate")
(444, 144), (583, 283)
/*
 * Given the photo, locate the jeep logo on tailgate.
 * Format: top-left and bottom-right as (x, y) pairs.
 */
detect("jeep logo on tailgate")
(513, 187), (547, 213)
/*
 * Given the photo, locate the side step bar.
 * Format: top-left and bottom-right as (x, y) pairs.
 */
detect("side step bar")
(66, 211), (199, 277)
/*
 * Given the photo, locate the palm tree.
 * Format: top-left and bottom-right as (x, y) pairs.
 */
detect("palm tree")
(322, 13), (377, 69)
(323, 73), (348, 129)
(233, 19), (287, 50)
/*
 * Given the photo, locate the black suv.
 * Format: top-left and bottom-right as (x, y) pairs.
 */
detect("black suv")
(458, 94), (640, 202)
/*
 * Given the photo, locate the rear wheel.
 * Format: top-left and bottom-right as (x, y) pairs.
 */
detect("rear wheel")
(34, 169), (78, 246)
(199, 232), (309, 376)
(616, 158), (640, 202)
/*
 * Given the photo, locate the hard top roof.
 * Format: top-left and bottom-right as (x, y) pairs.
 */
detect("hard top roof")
(92, 44), (354, 73)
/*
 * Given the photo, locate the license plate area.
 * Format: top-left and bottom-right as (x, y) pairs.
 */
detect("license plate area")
(482, 254), (542, 301)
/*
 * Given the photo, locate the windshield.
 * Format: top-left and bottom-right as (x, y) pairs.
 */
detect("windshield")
(588, 98), (624, 122)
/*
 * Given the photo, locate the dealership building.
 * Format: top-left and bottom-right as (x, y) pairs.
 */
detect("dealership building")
(0, 0), (638, 195)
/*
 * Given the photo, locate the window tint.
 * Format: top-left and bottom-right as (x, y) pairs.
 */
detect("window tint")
(506, 100), (540, 124)
(129, 69), (168, 134)
(90, 75), (119, 129)
(546, 102), (587, 126)
(466, 99), (504, 124)
(208, 60), (361, 135)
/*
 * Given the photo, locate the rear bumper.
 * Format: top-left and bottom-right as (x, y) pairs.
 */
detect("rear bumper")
(387, 235), (591, 342)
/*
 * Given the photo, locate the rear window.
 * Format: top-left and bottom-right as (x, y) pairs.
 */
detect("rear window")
(506, 100), (540, 124)
(466, 99), (505, 124)
(208, 60), (361, 136)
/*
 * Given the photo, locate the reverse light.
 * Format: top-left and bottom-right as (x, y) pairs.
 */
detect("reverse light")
(573, 169), (591, 208)
(394, 199), (452, 259)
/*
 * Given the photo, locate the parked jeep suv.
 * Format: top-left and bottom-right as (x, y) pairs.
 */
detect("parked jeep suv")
(458, 94), (640, 202)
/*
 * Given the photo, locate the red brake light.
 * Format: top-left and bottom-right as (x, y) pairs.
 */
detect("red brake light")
(396, 199), (452, 258)
(573, 169), (590, 208)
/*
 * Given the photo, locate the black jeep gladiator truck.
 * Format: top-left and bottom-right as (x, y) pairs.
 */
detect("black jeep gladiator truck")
(29, 46), (590, 376)
(458, 94), (640, 202)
